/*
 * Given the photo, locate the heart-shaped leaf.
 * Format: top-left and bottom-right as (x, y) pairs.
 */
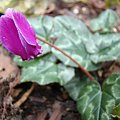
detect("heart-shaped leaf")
(65, 74), (120, 120)
(14, 54), (75, 85)
(29, 15), (120, 71)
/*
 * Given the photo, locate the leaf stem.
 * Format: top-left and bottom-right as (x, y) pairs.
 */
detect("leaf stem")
(37, 36), (94, 80)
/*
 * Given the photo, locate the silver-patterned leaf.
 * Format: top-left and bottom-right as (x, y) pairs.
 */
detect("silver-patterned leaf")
(90, 9), (119, 33)
(15, 54), (75, 85)
(29, 15), (120, 71)
(65, 74), (120, 120)
(76, 74), (120, 120)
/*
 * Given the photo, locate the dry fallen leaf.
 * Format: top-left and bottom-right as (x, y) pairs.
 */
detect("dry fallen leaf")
(0, 52), (18, 82)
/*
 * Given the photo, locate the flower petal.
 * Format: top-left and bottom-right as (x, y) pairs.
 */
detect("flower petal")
(6, 8), (37, 46)
(18, 32), (42, 60)
(0, 16), (28, 60)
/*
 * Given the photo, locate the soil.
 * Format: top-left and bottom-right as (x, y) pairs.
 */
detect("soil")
(0, 0), (120, 120)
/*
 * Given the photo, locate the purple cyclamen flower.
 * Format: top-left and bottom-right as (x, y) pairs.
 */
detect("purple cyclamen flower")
(0, 8), (42, 60)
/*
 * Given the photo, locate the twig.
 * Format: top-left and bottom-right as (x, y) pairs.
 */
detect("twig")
(37, 36), (94, 80)
(14, 84), (35, 108)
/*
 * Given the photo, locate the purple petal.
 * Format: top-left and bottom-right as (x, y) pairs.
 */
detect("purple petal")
(6, 8), (37, 46)
(0, 8), (43, 60)
(18, 32), (42, 60)
(5, 8), (13, 18)
(0, 16), (28, 60)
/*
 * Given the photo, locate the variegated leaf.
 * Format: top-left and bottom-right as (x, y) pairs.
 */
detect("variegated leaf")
(14, 54), (75, 85)
(68, 74), (120, 120)
(90, 9), (119, 33)
(29, 14), (120, 71)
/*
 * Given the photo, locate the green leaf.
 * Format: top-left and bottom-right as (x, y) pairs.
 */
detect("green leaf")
(28, 16), (54, 38)
(65, 74), (120, 120)
(29, 15), (100, 71)
(112, 103), (120, 118)
(52, 32), (100, 71)
(52, 31), (120, 69)
(64, 76), (90, 100)
(14, 54), (57, 67)
(51, 16), (100, 71)
(53, 16), (91, 37)
(88, 33), (120, 63)
(51, 17), (120, 70)
(29, 15), (120, 71)
(90, 9), (119, 33)
(15, 54), (75, 85)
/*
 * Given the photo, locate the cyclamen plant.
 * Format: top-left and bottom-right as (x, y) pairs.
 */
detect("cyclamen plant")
(0, 8), (120, 120)
(0, 8), (94, 80)
(0, 8), (42, 60)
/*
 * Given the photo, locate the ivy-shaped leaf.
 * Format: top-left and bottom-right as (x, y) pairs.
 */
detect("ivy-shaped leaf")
(14, 54), (75, 85)
(51, 16), (120, 70)
(87, 33), (120, 63)
(29, 15), (120, 71)
(90, 9), (119, 33)
(65, 74), (120, 120)
(41, 15), (100, 71)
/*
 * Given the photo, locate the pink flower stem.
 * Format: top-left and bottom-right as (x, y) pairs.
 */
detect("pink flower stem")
(37, 36), (94, 80)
